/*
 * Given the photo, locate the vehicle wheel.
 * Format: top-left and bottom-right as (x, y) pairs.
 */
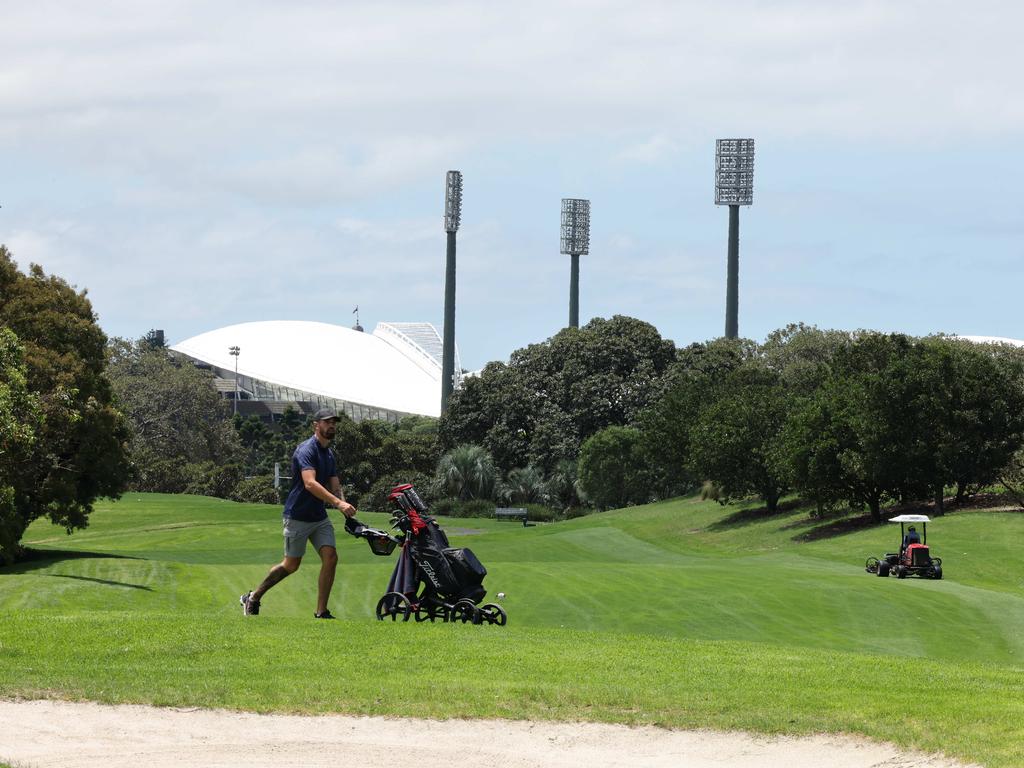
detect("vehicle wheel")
(866, 557), (879, 574)
(415, 600), (447, 622)
(896, 565), (907, 579)
(878, 561), (890, 577)
(451, 598), (478, 624)
(478, 603), (508, 626)
(932, 566), (943, 580)
(375, 592), (412, 622)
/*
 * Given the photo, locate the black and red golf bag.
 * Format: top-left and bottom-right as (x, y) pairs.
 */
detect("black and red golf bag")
(385, 484), (486, 604)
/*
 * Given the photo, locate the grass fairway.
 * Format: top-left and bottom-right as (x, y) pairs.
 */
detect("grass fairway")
(2, 493), (1023, 766)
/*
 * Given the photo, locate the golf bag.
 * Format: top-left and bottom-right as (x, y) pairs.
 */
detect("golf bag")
(385, 484), (487, 605)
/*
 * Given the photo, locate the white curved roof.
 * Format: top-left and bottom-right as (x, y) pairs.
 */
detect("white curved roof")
(957, 335), (1024, 348)
(171, 321), (445, 417)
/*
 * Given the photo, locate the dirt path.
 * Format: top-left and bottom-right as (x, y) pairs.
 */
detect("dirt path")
(0, 700), (976, 768)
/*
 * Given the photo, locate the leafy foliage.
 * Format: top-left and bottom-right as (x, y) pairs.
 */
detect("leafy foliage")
(0, 247), (131, 557)
(440, 315), (677, 475)
(577, 426), (651, 510)
(106, 337), (246, 493)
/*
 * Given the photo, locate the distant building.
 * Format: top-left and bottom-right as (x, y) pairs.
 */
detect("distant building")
(171, 320), (461, 422)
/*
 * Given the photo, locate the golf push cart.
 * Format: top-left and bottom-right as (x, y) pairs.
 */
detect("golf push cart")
(865, 514), (943, 580)
(344, 483), (507, 626)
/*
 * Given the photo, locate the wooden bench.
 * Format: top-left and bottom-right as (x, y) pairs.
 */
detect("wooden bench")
(495, 507), (529, 527)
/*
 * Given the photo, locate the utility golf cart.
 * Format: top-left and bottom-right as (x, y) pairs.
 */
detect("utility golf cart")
(865, 514), (943, 580)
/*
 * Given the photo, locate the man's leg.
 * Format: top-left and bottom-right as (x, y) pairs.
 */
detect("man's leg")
(315, 545), (338, 615)
(254, 556), (302, 601)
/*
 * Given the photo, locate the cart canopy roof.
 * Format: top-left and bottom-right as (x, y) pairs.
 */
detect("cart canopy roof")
(888, 514), (931, 523)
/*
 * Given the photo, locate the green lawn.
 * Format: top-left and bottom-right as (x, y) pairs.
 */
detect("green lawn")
(2, 493), (1023, 766)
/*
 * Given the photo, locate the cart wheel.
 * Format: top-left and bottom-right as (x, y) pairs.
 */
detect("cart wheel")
(375, 592), (412, 622)
(415, 601), (447, 623)
(896, 565), (907, 579)
(865, 557), (879, 574)
(878, 561), (890, 577)
(451, 599), (478, 624)
(932, 565), (943, 580)
(478, 603), (507, 626)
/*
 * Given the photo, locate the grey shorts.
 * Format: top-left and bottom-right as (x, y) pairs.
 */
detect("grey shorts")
(283, 517), (336, 558)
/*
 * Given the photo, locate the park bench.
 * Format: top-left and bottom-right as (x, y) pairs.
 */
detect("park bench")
(495, 507), (529, 527)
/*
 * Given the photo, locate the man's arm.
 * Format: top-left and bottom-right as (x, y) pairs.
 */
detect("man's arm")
(301, 468), (356, 517)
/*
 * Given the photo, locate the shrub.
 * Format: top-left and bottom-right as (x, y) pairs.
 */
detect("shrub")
(231, 476), (280, 505)
(700, 480), (721, 501)
(362, 471), (435, 514)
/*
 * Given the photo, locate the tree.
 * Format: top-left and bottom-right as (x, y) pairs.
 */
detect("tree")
(784, 333), (931, 521)
(577, 426), (650, 510)
(441, 315), (677, 475)
(913, 338), (1024, 510)
(639, 337), (756, 496)
(436, 444), (498, 501)
(687, 362), (791, 512)
(0, 329), (42, 558)
(106, 337), (244, 493)
(0, 247), (131, 557)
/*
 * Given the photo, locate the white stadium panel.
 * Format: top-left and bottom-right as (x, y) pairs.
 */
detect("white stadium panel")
(171, 320), (449, 419)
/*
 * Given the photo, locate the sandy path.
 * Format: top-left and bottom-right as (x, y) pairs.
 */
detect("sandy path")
(0, 700), (975, 768)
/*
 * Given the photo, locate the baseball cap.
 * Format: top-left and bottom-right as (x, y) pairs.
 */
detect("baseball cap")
(312, 408), (340, 422)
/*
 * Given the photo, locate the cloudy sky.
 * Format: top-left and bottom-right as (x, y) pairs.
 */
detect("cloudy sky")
(2, 1), (1023, 369)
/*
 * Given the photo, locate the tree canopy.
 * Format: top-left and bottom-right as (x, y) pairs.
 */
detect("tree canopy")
(440, 315), (677, 475)
(0, 246), (131, 558)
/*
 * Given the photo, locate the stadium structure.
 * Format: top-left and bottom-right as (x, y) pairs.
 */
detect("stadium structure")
(170, 321), (461, 422)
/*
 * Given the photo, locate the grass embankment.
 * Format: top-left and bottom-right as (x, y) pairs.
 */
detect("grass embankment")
(2, 493), (1023, 766)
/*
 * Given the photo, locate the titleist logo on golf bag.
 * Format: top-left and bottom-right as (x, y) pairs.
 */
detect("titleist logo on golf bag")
(419, 558), (442, 588)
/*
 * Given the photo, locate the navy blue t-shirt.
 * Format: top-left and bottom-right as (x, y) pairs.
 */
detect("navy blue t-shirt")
(283, 436), (337, 522)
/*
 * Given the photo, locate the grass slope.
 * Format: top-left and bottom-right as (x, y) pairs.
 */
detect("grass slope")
(2, 493), (1023, 766)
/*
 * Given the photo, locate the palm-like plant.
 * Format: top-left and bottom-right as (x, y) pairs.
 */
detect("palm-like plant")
(436, 444), (498, 501)
(502, 465), (548, 505)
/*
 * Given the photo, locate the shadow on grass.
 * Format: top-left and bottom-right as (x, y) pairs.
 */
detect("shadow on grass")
(706, 498), (803, 531)
(1, 548), (143, 574)
(47, 573), (153, 591)
(791, 514), (879, 542)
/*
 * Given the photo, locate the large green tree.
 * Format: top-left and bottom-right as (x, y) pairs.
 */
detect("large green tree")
(440, 315), (677, 474)
(0, 329), (42, 558)
(688, 362), (791, 512)
(784, 333), (937, 521)
(638, 337), (756, 495)
(0, 247), (131, 557)
(577, 425), (650, 510)
(106, 337), (245, 493)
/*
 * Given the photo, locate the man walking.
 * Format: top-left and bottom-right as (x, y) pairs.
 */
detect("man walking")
(240, 408), (356, 619)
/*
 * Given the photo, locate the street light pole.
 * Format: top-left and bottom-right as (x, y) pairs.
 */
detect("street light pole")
(715, 139), (755, 340)
(441, 170), (463, 414)
(560, 198), (590, 329)
(229, 345), (240, 416)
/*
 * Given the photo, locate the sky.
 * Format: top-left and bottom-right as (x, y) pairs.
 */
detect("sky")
(2, 1), (1023, 371)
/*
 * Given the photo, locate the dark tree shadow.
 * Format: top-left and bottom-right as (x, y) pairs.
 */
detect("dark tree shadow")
(706, 498), (803, 531)
(791, 513), (878, 542)
(47, 573), (153, 591)
(1, 548), (142, 574)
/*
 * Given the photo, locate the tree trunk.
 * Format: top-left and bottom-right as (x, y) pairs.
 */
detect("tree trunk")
(868, 494), (881, 522)
(934, 487), (945, 516)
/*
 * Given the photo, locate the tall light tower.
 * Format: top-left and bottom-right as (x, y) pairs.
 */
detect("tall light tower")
(715, 139), (755, 339)
(228, 345), (240, 415)
(560, 198), (590, 329)
(441, 170), (463, 414)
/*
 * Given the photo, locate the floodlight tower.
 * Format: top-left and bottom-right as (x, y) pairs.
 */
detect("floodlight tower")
(715, 139), (755, 339)
(228, 345), (240, 416)
(441, 170), (463, 414)
(560, 198), (591, 329)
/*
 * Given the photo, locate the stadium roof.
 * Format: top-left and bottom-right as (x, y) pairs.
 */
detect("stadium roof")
(171, 321), (456, 419)
(957, 335), (1024, 348)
